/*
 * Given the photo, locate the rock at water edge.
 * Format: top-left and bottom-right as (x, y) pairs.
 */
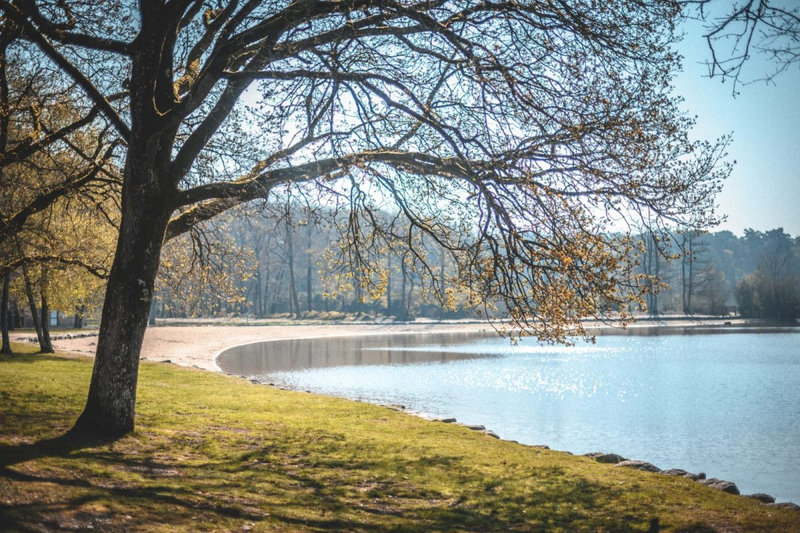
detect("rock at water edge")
(614, 460), (662, 473)
(746, 493), (775, 504)
(661, 468), (705, 481)
(699, 478), (740, 495)
(583, 452), (628, 464)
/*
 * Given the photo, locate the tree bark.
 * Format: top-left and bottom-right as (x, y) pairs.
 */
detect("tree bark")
(681, 235), (688, 314)
(21, 265), (46, 350)
(400, 257), (408, 321)
(74, 305), (85, 329)
(39, 267), (54, 353)
(1, 272), (11, 354)
(39, 292), (54, 353)
(72, 76), (175, 436)
(10, 297), (21, 329)
(687, 241), (694, 315)
(285, 219), (300, 317)
(386, 253), (392, 316)
(305, 225), (313, 313)
(72, 193), (171, 437)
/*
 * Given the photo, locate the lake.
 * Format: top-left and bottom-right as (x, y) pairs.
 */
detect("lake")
(217, 330), (800, 503)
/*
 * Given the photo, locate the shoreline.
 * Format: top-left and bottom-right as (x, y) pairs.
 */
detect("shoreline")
(212, 327), (800, 510)
(10, 316), (796, 372)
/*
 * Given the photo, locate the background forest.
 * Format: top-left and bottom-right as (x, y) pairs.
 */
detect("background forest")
(4, 200), (797, 336)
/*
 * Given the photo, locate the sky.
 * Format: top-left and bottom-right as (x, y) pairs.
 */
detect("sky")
(673, 21), (800, 237)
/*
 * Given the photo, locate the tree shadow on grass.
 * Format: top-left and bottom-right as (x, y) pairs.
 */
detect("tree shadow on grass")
(0, 432), (664, 532)
(0, 431), (114, 468)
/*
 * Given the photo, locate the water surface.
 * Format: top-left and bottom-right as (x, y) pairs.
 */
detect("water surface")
(218, 331), (800, 503)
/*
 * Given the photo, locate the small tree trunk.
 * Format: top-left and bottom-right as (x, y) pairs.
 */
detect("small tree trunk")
(148, 297), (157, 325)
(652, 238), (660, 316)
(681, 239), (688, 315)
(439, 248), (446, 318)
(687, 244), (694, 315)
(39, 292), (55, 353)
(74, 305), (85, 329)
(400, 258), (408, 321)
(305, 224), (313, 312)
(254, 269), (263, 317)
(11, 297), (21, 328)
(305, 256), (312, 312)
(39, 266), (55, 352)
(386, 254), (392, 315)
(21, 266), (46, 350)
(1, 272), (11, 354)
(285, 220), (300, 317)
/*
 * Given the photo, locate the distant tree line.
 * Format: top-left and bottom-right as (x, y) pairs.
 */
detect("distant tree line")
(4, 210), (797, 335)
(147, 204), (800, 322)
(636, 228), (799, 321)
(150, 202), (470, 322)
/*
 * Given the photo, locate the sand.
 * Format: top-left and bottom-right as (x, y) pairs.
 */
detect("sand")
(10, 316), (755, 373)
(10, 321), (495, 372)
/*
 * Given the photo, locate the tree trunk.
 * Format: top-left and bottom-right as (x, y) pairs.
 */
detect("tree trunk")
(39, 291), (55, 353)
(681, 235), (688, 314)
(652, 236), (660, 316)
(11, 297), (21, 329)
(21, 266), (46, 350)
(1, 272), (11, 354)
(38, 267), (55, 352)
(687, 243), (694, 315)
(439, 247), (446, 318)
(305, 225), (313, 312)
(72, 197), (171, 436)
(285, 220), (300, 317)
(400, 258), (408, 321)
(148, 297), (157, 325)
(386, 254), (392, 316)
(254, 269), (263, 317)
(72, 99), (174, 437)
(74, 305), (85, 329)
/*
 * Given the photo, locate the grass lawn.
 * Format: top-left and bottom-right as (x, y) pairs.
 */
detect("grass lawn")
(1, 344), (798, 532)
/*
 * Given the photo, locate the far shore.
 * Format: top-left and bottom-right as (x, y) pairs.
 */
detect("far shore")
(9, 315), (796, 373)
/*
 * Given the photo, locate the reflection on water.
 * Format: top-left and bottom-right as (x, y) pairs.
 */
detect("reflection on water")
(217, 330), (800, 504)
(216, 331), (495, 375)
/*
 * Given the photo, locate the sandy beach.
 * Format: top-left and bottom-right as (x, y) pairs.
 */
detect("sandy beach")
(10, 321), (496, 372)
(8, 316), (758, 373)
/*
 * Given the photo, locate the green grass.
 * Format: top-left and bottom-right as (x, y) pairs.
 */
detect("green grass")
(1, 345), (798, 532)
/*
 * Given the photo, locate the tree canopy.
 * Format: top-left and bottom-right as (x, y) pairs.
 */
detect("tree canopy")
(0, 0), (739, 436)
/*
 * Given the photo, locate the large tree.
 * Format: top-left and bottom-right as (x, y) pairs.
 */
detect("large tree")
(2, 0), (730, 437)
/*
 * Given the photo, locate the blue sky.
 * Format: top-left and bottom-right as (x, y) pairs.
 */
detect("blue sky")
(674, 23), (800, 237)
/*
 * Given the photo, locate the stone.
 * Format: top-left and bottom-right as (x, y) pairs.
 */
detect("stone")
(699, 478), (740, 495)
(766, 502), (800, 511)
(583, 452), (628, 464)
(614, 460), (661, 473)
(661, 468), (705, 481)
(746, 493), (775, 504)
